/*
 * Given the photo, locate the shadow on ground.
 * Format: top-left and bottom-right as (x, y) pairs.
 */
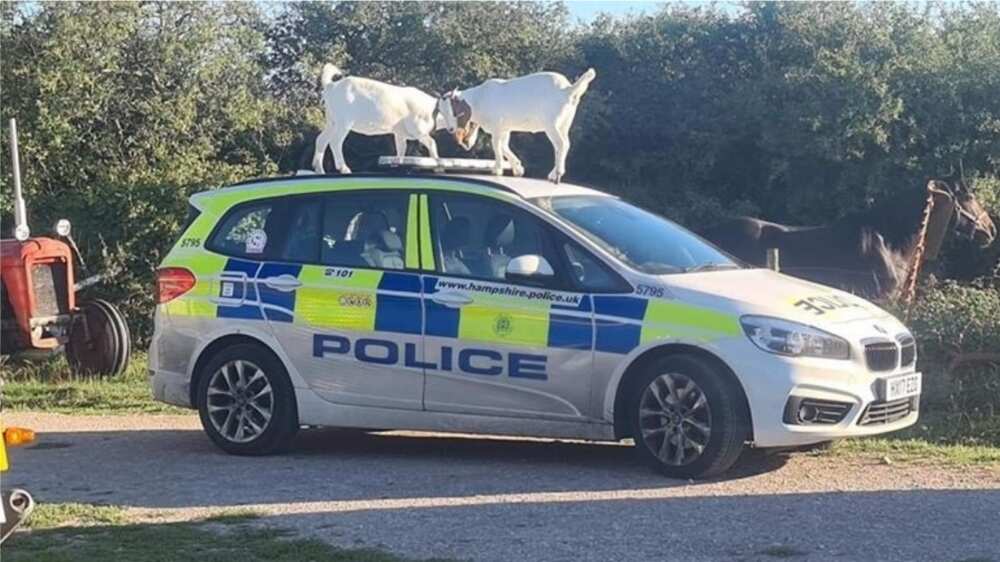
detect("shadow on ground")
(6, 427), (788, 509)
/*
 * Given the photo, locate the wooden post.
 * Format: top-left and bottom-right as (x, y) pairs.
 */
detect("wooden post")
(766, 248), (780, 271)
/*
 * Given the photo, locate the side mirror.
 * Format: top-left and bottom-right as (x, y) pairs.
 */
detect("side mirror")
(505, 254), (554, 285)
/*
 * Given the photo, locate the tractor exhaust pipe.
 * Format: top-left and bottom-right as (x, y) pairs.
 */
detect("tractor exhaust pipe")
(8, 118), (30, 241)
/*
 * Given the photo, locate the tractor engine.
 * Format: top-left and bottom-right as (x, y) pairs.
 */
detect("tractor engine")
(1, 237), (76, 353)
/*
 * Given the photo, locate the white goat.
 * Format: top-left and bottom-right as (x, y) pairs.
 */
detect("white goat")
(313, 64), (442, 174)
(436, 69), (596, 182)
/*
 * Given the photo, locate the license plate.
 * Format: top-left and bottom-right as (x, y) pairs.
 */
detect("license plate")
(881, 372), (922, 401)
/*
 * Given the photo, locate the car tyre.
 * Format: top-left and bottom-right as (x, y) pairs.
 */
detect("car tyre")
(67, 299), (131, 377)
(196, 343), (298, 455)
(628, 354), (749, 479)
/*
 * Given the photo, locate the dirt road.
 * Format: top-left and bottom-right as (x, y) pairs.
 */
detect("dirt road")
(4, 412), (999, 562)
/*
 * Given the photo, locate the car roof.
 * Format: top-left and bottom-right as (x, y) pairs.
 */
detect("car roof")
(189, 172), (612, 213)
(449, 174), (608, 199)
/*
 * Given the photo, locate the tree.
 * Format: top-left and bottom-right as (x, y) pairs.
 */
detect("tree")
(1, 1), (280, 340)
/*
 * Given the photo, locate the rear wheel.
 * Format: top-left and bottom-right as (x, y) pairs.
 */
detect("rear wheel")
(629, 354), (749, 479)
(196, 344), (298, 455)
(66, 299), (131, 377)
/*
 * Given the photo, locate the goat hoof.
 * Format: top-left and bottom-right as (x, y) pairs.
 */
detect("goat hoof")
(338, 167), (352, 174)
(492, 168), (504, 176)
(548, 170), (562, 183)
(513, 165), (525, 177)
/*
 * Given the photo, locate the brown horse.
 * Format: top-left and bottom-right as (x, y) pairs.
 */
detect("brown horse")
(700, 180), (997, 298)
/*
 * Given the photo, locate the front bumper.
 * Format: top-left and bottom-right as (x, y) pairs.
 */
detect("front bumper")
(722, 342), (920, 448)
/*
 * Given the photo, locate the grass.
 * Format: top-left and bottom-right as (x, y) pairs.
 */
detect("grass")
(823, 411), (1000, 466)
(23, 503), (128, 529)
(7, 503), (453, 562)
(1, 352), (187, 415)
(828, 437), (1000, 465)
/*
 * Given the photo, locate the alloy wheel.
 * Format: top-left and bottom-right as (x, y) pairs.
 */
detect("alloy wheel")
(206, 359), (274, 443)
(638, 372), (712, 466)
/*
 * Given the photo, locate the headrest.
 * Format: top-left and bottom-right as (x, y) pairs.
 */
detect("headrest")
(348, 211), (390, 241)
(371, 230), (403, 252)
(484, 214), (514, 247)
(442, 217), (471, 251)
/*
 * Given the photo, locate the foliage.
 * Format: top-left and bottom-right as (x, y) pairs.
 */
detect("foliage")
(904, 279), (1000, 429)
(909, 279), (1000, 361)
(1, 1), (998, 344)
(0, 1), (282, 341)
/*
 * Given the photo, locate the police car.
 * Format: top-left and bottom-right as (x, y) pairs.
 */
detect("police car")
(150, 158), (921, 478)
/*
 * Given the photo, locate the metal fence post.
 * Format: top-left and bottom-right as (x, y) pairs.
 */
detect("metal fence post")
(766, 248), (780, 271)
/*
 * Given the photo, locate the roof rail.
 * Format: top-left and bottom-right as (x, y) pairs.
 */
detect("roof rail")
(223, 170), (522, 196)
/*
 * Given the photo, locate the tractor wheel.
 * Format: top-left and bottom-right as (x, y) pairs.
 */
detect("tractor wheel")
(67, 299), (131, 377)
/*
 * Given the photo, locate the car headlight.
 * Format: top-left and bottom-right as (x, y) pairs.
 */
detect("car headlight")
(740, 315), (850, 359)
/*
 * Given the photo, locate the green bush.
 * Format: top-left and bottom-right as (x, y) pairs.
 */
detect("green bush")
(904, 279), (1000, 443)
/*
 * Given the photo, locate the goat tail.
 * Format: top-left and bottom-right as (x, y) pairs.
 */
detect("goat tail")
(567, 68), (597, 104)
(320, 64), (343, 88)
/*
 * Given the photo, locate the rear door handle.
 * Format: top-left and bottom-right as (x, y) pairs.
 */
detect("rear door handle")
(262, 274), (302, 292)
(431, 291), (473, 307)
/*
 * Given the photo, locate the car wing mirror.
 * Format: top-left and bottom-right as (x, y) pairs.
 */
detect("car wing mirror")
(505, 254), (554, 286)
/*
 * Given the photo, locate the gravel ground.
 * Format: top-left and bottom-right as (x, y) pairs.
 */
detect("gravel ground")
(4, 412), (999, 562)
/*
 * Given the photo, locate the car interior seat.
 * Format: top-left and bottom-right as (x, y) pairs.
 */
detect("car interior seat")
(363, 230), (405, 269)
(483, 214), (515, 279)
(441, 217), (473, 275)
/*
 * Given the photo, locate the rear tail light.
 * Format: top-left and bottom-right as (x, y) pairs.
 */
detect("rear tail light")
(156, 267), (196, 304)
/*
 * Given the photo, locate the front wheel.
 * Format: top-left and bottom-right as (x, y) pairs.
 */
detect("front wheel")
(628, 354), (749, 479)
(196, 344), (299, 455)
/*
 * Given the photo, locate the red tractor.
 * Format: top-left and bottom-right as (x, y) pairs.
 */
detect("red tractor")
(1, 119), (130, 376)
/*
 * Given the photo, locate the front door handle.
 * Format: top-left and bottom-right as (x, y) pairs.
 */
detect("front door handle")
(262, 274), (302, 292)
(431, 291), (473, 308)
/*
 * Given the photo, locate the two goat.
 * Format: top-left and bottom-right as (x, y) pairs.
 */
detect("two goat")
(313, 65), (596, 182)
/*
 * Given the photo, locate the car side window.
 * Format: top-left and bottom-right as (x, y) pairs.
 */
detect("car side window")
(207, 201), (276, 258)
(560, 240), (631, 293)
(320, 191), (410, 270)
(428, 193), (557, 285)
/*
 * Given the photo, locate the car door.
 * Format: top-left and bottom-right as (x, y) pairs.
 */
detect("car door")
(204, 197), (288, 323)
(421, 191), (595, 421)
(263, 190), (426, 411)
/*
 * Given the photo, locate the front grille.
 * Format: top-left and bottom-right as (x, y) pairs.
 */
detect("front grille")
(31, 262), (70, 317)
(784, 397), (853, 425)
(864, 341), (898, 372)
(858, 397), (916, 425)
(898, 335), (916, 368)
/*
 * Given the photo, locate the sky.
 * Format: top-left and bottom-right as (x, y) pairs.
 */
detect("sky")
(564, 1), (664, 22)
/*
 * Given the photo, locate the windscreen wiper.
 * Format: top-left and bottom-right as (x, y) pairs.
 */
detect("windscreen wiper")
(684, 262), (741, 273)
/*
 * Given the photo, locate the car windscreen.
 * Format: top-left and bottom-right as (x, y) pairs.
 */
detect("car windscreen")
(532, 195), (740, 275)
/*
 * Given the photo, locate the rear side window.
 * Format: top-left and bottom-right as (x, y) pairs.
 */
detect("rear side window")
(207, 201), (276, 258)
(320, 191), (410, 270)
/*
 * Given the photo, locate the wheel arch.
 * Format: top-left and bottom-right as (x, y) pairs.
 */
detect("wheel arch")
(188, 333), (294, 409)
(610, 343), (754, 441)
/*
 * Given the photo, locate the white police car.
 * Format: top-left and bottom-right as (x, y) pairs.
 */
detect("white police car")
(151, 159), (920, 478)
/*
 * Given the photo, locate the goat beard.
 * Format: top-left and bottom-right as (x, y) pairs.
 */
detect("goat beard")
(453, 123), (479, 150)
